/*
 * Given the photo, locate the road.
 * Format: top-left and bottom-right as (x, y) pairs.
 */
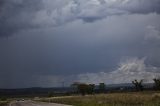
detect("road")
(9, 100), (72, 106)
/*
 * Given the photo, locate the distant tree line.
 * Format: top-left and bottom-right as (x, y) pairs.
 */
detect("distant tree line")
(71, 78), (160, 95)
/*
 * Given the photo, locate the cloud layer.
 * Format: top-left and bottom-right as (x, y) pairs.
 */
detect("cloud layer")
(1, 0), (160, 37)
(0, 0), (44, 37)
(0, 0), (160, 88)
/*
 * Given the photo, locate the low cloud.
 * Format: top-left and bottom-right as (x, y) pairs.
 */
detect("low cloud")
(77, 57), (160, 84)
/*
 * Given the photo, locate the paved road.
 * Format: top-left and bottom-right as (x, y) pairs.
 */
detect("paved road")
(9, 100), (72, 106)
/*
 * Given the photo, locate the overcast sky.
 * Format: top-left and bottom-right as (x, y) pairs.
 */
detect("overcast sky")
(0, 0), (160, 88)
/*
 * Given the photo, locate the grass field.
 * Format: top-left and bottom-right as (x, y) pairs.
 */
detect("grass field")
(39, 92), (160, 106)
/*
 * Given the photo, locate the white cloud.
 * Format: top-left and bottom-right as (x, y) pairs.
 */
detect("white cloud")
(77, 57), (160, 84)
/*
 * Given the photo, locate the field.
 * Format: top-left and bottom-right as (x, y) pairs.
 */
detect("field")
(39, 92), (160, 106)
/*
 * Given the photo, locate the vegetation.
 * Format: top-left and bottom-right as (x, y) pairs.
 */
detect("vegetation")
(2, 78), (160, 106)
(0, 97), (9, 106)
(87, 84), (95, 94)
(48, 92), (55, 97)
(98, 83), (106, 93)
(39, 92), (160, 106)
(76, 83), (95, 95)
(132, 79), (143, 91)
(38, 78), (160, 106)
(153, 78), (160, 90)
(0, 101), (8, 106)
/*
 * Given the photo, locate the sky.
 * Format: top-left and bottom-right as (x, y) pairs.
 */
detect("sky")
(0, 0), (160, 88)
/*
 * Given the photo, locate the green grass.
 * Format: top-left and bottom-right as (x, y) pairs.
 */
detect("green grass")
(38, 92), (160, 106)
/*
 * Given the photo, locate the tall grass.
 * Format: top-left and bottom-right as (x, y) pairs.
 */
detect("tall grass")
(39, 92), (160, 106)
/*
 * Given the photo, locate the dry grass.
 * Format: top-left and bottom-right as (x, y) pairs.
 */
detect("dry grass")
(39, 92), (160, 106)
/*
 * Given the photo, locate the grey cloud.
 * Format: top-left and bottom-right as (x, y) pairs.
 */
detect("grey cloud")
(50, 0), (160, 23)
(0, 1), (160, 88)
(144, 25), (160, 45)
(1, 0), (160, 37)
(0, 74), (76, 88)
(143, 25), (160, 67)
(120, 0), (160, 14)
(0, 0), (44, 37)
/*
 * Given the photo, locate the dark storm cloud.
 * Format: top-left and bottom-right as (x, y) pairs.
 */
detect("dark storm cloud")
(0, 0), (44, 37)
(1, 0), (160, 37)
(51, 0), (160, 23)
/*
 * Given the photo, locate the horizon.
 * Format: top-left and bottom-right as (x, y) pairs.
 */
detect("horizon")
(0, 82), (155, 89)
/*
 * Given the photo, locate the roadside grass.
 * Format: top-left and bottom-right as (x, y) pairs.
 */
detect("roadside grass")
(0, 97), (10, 106)
(38, 92), (160, 106)
(0, 101), (9, 106)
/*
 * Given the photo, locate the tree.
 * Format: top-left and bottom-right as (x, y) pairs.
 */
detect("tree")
(71, 82), (80, 93)
(153, 78), (160, 90)
(99, 83), (106, 93)
(87, 84), (95, 94)
(71, 83), (95, 95)
(77, 84), (89, 96)
(48, 92), (54, 97)
(132, 79), (143, 91)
